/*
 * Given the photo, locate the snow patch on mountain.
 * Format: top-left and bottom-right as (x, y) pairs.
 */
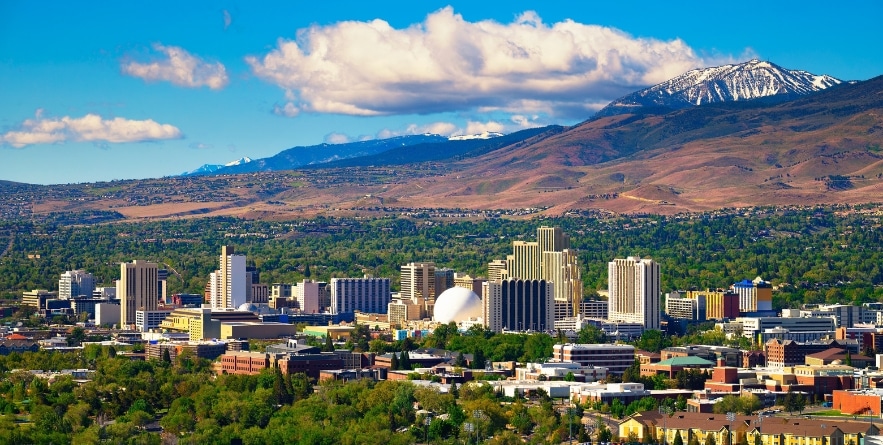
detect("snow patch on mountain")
(596, 59), (843, 117)
(448, 131), (504, 141)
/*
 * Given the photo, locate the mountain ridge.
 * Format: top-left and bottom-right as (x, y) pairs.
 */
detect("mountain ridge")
(595, 59), (843, 118)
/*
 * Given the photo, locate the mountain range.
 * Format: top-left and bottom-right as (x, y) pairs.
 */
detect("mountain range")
(594, 59), (843, 117)
(4, 60), (882, 220)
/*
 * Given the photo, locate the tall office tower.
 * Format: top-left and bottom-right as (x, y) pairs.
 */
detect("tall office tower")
(245, 266), (259, 302)
(214, 246), (247, 309)
(400, 262), (436, 318)
(542, 249), (583, 317)
(434, 268), (455, 296)
(537, 226), (570, 264)
(732, 277), (773, 313)
(59, 270), (94, 299)
(295, 280), (328, 313)
(487, 260), (508, 282)
(483, 279), (554, 333)
(330, 276), (391, 315)
(608, 256), (660, 330)
(508, 241), (541, 280)
(118, 260), (158, 327)
(157, 269), (168, 303)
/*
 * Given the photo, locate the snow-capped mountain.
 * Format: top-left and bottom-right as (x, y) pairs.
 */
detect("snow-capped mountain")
(595, 59), (843, 117)
(448, 131), (504, 141)
(181, 157), (253, 176)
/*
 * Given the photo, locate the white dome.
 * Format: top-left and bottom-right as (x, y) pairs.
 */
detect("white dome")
(238, 303), (258, 312)
(433, 287), (482, 324)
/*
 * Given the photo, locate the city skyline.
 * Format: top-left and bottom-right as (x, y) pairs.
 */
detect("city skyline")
(3, 1), (882, 185)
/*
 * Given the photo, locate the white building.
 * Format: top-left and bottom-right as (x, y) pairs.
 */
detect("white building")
(608, 256), (660, 329)
(516, 362), (608, 382)
(736, 316), (836, 338)
(136, 309), (172, 332)
(59, 270), (94, 299)
(212, 246), (247, 310)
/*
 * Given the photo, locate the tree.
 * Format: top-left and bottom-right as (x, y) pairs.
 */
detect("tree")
(162, 348), (171, 363)
(323, 335), (335, 352)
(578, 323), (608, 344)
(390, 352), (400, 370)
(845, 349), (852, 367)
(673, 431), (684, 445)
(689, 433), (701, 445)
(472, 347), (486, 370)
(454, 351), (466, 367)
(705, 434), (716, 445)
(400, 350), (411, 370)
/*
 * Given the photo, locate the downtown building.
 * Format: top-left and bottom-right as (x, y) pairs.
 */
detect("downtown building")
(608, 256), (660, 330)
(330, 276), (391, 315)
(210, 246), (247, 310)
(117, 260), (158, 328)
(483, 278), (554, 333)
(58, 270), (94, 299)
(491, 226), (583, 319)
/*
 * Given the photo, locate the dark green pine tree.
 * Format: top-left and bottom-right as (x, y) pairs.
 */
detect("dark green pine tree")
(390, 352), (400, 370)
(323, 335), (334, 352)
(162, 348), (171, 363)
(273, 366), (292, 405)
(400, 350), (411, 370)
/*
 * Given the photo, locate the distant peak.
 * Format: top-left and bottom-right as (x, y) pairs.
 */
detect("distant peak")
(448, 131), (504, 141)
(225, 157), (253, 167)
(594, 59), (842, 118)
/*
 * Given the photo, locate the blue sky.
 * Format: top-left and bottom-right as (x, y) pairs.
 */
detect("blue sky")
(2, 1), (881, 185)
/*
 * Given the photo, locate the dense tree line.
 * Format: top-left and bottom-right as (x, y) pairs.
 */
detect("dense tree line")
(1, 205), (882, 307)
(0, 347), (606, 444)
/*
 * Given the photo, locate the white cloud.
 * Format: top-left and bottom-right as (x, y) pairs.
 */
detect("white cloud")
(272, 102), (300, 117)
(247, 7), (737, 118)
(223, 10), (232, 30)
(324, 132), (350, 144)
(0, 112), (183, 148)
(122, 43), (229, 90)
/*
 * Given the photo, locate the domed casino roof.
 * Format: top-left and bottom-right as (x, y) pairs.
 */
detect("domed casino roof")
(433, 287), (482, 324)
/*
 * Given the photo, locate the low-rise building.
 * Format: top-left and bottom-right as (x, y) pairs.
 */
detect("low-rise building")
(515, 362), (607, 382)
(551, 343), (635, 375)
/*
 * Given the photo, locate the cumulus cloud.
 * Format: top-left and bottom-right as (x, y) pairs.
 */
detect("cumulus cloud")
(122, 43), (229, 90)
(0, 112), (183, 148)
(324, 132), (350, 144)
(247, 7), (735, 118)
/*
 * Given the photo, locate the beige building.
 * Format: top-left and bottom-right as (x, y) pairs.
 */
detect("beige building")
(400, 262), (435, 318)
(160, 307), (259, 341)
(608, 256), (660, 330)
(118, 260), (158, 328)
(491, 227), (583, 317)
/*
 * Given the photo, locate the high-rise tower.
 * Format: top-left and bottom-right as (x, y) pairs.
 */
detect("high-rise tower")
(608, 256), (660, 330)
(118, 260), (158, 327)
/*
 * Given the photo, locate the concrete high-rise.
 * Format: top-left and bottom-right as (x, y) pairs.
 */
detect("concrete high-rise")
(330, 276), (391, 315)
(490, 226), (582, 318)
(508, 241), (540, 281)
(608, 256), (660, 330)
(118, 260), (158, 328)
(483, 279), (554, 333)
(59, 270), (94, 299)
(212, 246), (247, 309)
(400, 262), (435, 318)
